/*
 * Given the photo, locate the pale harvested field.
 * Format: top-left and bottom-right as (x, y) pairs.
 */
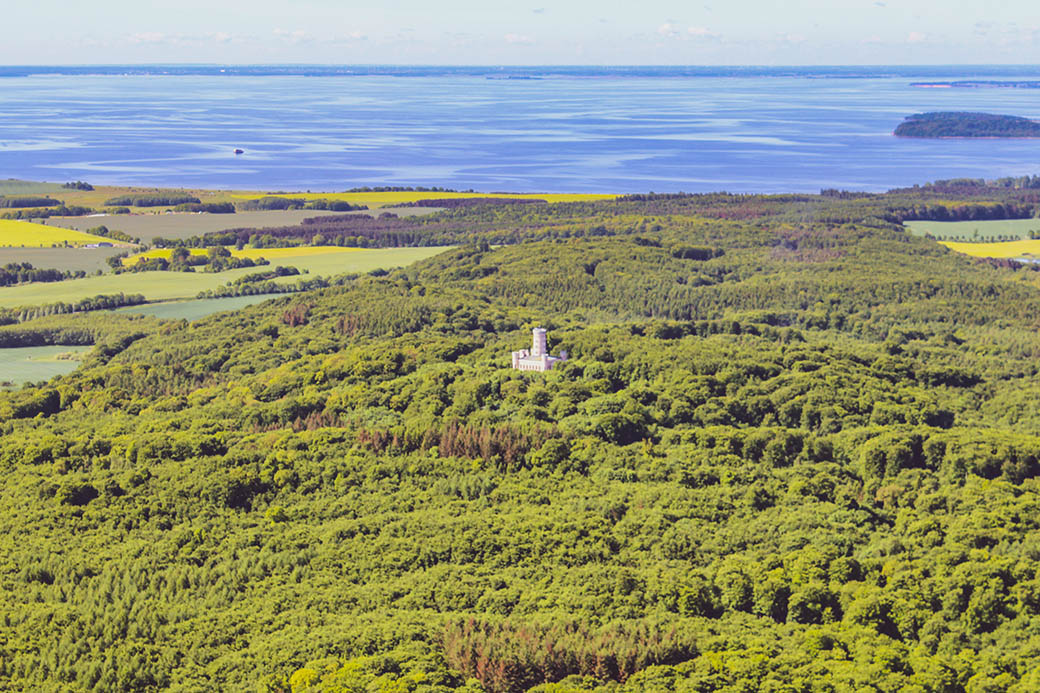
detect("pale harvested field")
(0, 247), (125, 273)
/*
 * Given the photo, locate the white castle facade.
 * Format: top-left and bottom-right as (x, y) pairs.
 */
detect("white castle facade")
(512, 328), (568, 372)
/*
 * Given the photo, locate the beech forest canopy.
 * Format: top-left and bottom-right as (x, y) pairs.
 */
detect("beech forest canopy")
(5, 180), (1040, 692)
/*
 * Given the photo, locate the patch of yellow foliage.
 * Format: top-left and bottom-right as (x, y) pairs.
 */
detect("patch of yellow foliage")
(940, 239), (1040, 259)
(0, 219), (119, 248)
(122, 248), (205, 264)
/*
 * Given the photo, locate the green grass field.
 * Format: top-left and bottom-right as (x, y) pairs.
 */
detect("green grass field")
(115, 294), (286, 321)
(0, 246), (448, 308)
(0, 179), (64, 195)
(0, 219), (126, 248)
(0, 345), (88, 387)
(905, 218), (1040, 241)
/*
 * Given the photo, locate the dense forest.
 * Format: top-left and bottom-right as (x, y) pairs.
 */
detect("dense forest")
(894, 112), (1040, 138)
(0, 196), (62, 208)
(3, 186), (1040, 691)
(0, 292), (146, 330)
(1, 205), (97, 220)
(149, 181), (1040, 252)
(103, 193), (202, 207)
(0, 262), (87, 287)
(237, 197), (367, 212)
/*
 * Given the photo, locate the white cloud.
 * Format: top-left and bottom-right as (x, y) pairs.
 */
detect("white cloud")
(274, 29), (313, 44)
(907, 31), (927, 43)
(129, 32), (166, 44)
(973, 21), (993, 37)
(657, 23), (679, 38)
(657, 23), (721, 41)
(687, 26), (721, 39)
(126, 31), (246, 47)
(504, 33), (534, 44)
(325, 31), (366, 44)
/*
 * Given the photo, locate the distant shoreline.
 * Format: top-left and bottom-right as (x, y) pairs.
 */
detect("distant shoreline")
(2, 64), (1040, 80)
(911, 80), (1040, 89)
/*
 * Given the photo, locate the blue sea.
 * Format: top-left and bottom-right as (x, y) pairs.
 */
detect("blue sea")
(2, 65), (1040, 193)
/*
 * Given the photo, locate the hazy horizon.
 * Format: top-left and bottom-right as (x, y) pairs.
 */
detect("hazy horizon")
(1, 62), (1039, 66)
(5, 0), (1037, 65)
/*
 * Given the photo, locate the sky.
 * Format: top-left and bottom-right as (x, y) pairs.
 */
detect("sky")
(4, 0), (1039, 65)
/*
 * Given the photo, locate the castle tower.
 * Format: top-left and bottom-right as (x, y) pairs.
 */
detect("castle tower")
(532, 328), (547, 357)
(512, 327), (566, 372)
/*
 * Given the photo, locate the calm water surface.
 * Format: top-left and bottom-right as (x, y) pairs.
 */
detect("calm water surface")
(2, 66), (1040, 193)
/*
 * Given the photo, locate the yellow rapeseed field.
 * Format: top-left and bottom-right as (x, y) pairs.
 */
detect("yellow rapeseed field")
(230, 191), (617, 208)
(940, 239), (1040, 259)
(0, 219), (118, 248)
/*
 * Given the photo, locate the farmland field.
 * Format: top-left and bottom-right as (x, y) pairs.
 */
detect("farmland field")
(0, 345), (88, 387)
(231, 191), (618, 208)
(939, 238), (1040, 258)
(0, 246), (448, 307)
(905, 218), (1040, 241)
(46, 208), (435, 242)
(0, 179), (64, 195)
(18, 184), (240, 210)
(6, 181), (614, 216)
(0, 247), (126, 273)
(122, 245), (367, 265)
(0, 219), (125, 248)
(115, 293), (286, 321)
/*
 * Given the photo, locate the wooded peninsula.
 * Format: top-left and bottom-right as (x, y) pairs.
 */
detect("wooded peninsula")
(895, 112), (1040, 138)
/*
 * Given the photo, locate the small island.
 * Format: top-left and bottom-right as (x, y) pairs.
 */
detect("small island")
(894, 111), (1040, 138)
